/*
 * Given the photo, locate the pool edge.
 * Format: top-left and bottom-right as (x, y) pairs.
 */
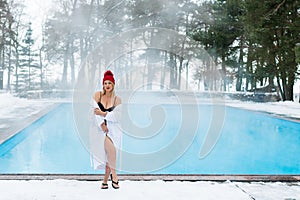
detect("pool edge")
(0, 174), (299, 182)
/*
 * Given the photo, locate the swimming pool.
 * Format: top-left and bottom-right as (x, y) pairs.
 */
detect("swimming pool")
(0, 103), (299, 174)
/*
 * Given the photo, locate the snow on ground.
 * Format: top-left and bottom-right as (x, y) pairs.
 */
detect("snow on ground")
(1, 91), (300, 200)
(226, 100), (300, 120)
(0, 92), (55, 131)
(0, 179), (300, 200)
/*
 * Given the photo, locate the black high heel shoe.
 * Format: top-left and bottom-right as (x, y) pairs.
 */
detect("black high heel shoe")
(110, 174), (119, 189)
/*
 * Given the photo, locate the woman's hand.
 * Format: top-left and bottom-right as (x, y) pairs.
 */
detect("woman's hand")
(94, 108), (107, 117)
(101, 122), (108, 133)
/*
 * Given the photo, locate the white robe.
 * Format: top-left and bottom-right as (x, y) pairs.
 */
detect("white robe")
(89, 99), (122, 170)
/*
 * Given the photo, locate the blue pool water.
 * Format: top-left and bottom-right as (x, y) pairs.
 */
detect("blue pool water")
(0, 103), (300, 174)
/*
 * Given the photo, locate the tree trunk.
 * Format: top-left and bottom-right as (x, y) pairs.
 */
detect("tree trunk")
(281, 73), (287, 101)
(236, 36), (244, 91)
(276, 74), (283, 101)
(7, 43), (12, 91)
(174, 55), (178, 89)
(28, 46), (31, 91)
(160, 51), (167, 89)
(39, 48), (43, 89)
(221, 54), (226, 91)
(169, 53), (175, 89)
(245, 42), (254, 91)
(70, 42), (75, 86)
(15, 47), (19, 93)
(62, 44), (69, 87)
(147, 58), (153, 90)
(178, 56), (183, 90)
(185, 61), (189, 90)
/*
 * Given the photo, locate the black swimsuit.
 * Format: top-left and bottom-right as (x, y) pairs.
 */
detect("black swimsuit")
(97, 93), (116, 112)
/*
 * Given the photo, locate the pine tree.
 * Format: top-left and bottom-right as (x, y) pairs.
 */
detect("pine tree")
(191, 0), (243, 91)
(243, 0), (299, 100)
(16, 23), (40, 96)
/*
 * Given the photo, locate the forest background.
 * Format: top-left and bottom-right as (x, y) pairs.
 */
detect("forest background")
(0, 0), (299, 101)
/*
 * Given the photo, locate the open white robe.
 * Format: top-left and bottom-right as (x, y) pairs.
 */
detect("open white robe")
(89, 99), (122, 170)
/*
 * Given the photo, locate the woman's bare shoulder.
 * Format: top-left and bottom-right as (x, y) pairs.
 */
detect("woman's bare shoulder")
(93, 91), (101, 100)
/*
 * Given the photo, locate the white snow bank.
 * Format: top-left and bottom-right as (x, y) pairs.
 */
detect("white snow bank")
(226, 100), (300, 120)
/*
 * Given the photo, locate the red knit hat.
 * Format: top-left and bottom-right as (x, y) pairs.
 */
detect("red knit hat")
(102, 70), (115, 85)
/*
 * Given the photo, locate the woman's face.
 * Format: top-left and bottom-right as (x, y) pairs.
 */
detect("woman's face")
(103, 80), (114, 93)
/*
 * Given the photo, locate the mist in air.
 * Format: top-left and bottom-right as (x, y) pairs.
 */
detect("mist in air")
(3, 0), (297, 173)
(68, 0), (225, 173)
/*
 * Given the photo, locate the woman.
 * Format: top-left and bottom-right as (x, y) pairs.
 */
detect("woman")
(92, 70), (122, 189)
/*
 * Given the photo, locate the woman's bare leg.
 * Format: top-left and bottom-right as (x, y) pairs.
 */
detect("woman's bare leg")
(104, 136), (119, 188)
(103, 163), (111, 183)
(101, 163), (111, 189)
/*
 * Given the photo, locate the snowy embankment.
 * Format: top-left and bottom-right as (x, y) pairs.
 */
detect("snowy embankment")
(0, 93), (53, 128)
(0, 92), (64, 143)
(225, 100), (300, 121)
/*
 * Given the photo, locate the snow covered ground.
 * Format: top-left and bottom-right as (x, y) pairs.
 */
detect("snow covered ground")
(0, 93), (54, 130)
(0, 179), (300, 200)
(1, 91), (300, 200)
(226, 99), (300, 121)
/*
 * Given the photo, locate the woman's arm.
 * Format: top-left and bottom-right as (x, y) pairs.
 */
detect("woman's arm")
(94, 108), (107, 117)
(93, 91), (107, 117)
(91, 92), (107, 132)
